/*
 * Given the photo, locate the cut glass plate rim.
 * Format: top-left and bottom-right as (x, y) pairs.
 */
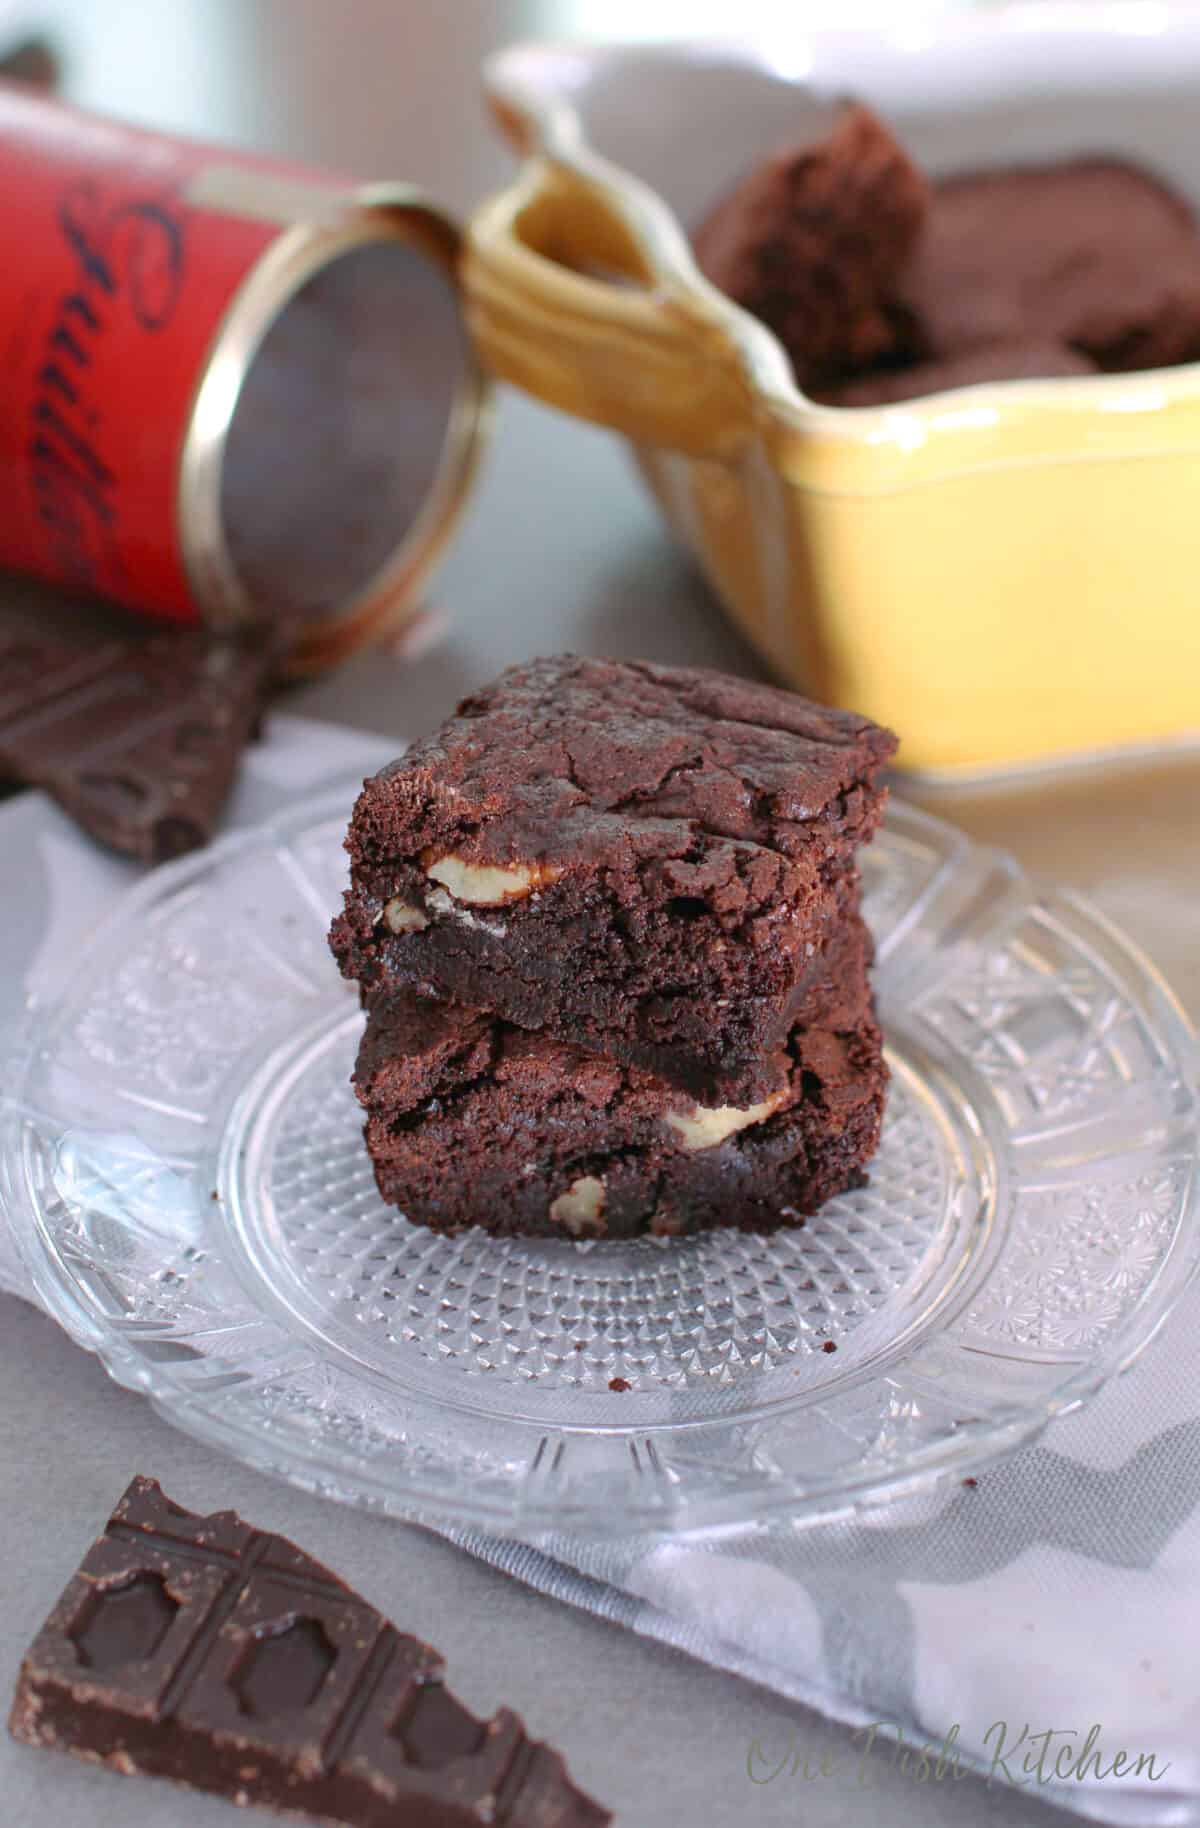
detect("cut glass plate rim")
(3, 782), (1199, 1542)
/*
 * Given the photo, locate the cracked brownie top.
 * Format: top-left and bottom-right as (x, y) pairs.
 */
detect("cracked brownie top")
(347, 655), (897, 878)
(331, 657), (894, 1101)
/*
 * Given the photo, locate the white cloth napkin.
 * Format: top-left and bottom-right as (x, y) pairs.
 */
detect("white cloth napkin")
(2, 714), (1198, 1828)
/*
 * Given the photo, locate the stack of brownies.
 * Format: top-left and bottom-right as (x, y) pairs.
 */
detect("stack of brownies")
(329, 657), (897, 1240)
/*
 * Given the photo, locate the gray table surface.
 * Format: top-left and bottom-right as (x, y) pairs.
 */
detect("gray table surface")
(3, 5), (1199, 1826)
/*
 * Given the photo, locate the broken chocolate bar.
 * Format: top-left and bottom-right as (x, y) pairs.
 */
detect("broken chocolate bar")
(8, 1476), (610, 1828)
(0, 608), (274, 863)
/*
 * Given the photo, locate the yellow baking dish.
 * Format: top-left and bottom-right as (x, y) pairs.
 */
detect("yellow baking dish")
(465, 10), (1200, 776)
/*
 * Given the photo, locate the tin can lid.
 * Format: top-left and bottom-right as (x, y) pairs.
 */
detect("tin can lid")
(180, 187), (490, 672)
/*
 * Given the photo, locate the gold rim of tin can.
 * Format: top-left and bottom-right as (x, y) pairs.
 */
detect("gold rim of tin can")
(178, 180), (491, 674)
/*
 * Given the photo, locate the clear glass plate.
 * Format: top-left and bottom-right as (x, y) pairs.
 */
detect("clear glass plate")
(4, 786), (1198, 1540)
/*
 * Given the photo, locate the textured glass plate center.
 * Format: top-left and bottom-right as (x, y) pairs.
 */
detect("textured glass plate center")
(224, 1005), (992, 1423)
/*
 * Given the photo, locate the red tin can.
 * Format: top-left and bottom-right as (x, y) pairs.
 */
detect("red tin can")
(0, 84), (490, 671)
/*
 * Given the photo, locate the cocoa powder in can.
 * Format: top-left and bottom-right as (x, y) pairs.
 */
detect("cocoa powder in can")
(0, 84), (488, 669)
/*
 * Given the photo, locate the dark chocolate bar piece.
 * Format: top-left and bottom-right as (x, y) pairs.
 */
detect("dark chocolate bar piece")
(8, 1476), (610, 1828)
(0, 612), (274, 863)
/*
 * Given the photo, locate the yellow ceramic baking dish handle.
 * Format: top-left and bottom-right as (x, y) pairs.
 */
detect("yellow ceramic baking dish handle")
(465, 158), (757, 461)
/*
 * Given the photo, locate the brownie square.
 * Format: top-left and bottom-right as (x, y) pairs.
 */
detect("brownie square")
(814, 339), (1097, 407)
(895, 161), (1200, 373)
(329, 656), (896, 1103)
(354, 976), (887, 1240)
(692, 103), (930, 389)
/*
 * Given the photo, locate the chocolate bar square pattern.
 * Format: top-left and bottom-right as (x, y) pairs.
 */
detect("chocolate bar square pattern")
(8, 1476), (609, 1828)
(330, 656), (896, 1105)
(0, 617), (274, 863)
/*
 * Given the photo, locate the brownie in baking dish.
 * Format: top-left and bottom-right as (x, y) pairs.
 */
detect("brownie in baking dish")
(696, 99), (1200, 400)
(329, 655), (896, 1105)
(895, 160), (1200, 374)
(354, 981), (887, 1240)
(815, 339), (1096, 407)
(692, 102), (930, 390)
